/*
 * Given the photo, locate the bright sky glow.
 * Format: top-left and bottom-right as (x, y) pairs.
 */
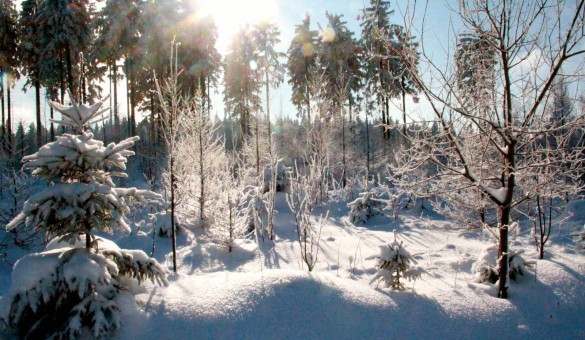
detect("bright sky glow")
(199, 0), (279, 52)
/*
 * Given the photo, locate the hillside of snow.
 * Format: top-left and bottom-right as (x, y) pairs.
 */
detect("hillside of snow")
(113, 194), (585, 339)
(0, 193), (583, 339)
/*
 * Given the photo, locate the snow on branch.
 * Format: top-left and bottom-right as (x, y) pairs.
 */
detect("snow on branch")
(49, 89), (109, 132)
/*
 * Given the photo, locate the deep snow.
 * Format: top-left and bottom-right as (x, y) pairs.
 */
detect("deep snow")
(2, 193), (585, 339)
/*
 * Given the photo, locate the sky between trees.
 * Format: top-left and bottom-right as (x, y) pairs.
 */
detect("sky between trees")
(6, 0), (583, 128)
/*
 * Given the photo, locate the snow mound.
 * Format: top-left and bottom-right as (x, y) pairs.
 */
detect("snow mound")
(119, 270), (398, 339)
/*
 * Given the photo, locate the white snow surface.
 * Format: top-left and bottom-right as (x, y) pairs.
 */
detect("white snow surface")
(3, 194), (585, 339)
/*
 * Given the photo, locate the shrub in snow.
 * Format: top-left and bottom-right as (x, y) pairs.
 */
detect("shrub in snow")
(572, 224), (585, 250)
(474, 222), (535, 284)
(370, 230), (424, 289)
(261, 160), (290, 193)
(286, 163), (327, 271)
(212, 157), (250, 252)
(1, 91), (166, 338)
(472, 244), (535, 284)
(348, 190), (383, 224)
(144, 210), (182, 238)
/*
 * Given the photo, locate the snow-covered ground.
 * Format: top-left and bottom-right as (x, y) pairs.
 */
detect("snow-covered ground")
(2, 193), (585, 339)
(116, 194), (585, 339)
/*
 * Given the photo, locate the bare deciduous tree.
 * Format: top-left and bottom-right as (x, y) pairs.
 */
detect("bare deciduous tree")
(390, 0), (585, 298)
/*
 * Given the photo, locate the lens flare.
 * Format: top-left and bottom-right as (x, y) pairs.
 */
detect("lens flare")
(199, 0), (278, 51)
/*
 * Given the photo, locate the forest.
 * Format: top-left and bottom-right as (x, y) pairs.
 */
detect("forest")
(0, 0), (584, 338)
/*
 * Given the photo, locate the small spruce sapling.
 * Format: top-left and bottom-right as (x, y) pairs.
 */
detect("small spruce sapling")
(371, 230), (425, 289)
(572, 224), (585, 250)
(348, 178), (383, 224)
(1, 91), (167, 338)
(472, 222), (535, 284)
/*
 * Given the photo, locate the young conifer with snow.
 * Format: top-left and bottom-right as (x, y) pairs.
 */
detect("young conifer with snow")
(1, 91), (167, 339)
(576, 226), (585, 249)
(348, 179), (384, 224)
(371, 230), (424, 289)
(472, 222), (535, 285)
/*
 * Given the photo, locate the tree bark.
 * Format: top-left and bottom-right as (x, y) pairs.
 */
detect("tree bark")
(65, 44), (74, 96)
(199, 111), (205, 222)
(35, 80), (42, 146)
(113, 61), (119, 136)
(6, 73), (12, 155)
(1, 71), (5, 149)
(402, 74), (407, 136)
(129, 59), (136, 136)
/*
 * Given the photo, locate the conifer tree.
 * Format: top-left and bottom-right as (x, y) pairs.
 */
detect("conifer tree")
(359, 0), (393, 139)
(253, 19), (284, 160)
(287, 14), (318, 122)
(93, 0), (141, 133)
(177, 0), (221, 112)
(19, 0), (44, 146)
(3, 91), (166, 338)
(36, 0), (93, 99)
(223, 25), (262, 145)
(319, 12), (362, 119)
(0, 0), (20, 154)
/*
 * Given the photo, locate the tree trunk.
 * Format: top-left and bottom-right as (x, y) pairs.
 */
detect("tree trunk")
(1, 71), (5, 149)
(255, 112), (260, 176)
(65, 44), (74, 96)
(207, 76), (211, 118)
(86, 232), (91, 249)
(150, 91), (156, 145)
(50, 104), (55, 140)
(126, 60), (131, 135)
(129, 59), (136, 136)
(170, 139), (177, 273)
(366, 113), (370, 179)
(381, 96), (387, 140)
(199, 112), (205, 222)
(402, 74), (407, 136)
(341, 105), (347, 188)
(113, 61), (119, 136)
(266, 68), (271, 156)
(498, 205), (510, 299)
(497, 141), (516, 299)
(35, 80), (42, 146)
(6, 73), (12, 156)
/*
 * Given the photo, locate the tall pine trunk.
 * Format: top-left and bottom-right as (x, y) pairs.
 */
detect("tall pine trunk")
(65, 44), (74, 96)
(266, 68), (271, 156)
(255, 112), (260, 176)
(402, 75), (407, 136)
(35, 80), (42, 146)
(1, 71), (5, 149)
(129, 60), (136, 136)
(198, 111), (205, 222)
(6, 72), (12, 156)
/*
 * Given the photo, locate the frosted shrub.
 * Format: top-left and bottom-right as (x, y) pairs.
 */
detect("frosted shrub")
(261, 160), (290, 193)
(286, 162), (327, 271)
(371, 231), (424, 289)
(348, 190), (383, 224)
(1, 91), (166, 338)
(472, 244), (535, 284)
(145, 210), (182, 238)
(572, 224), (585, 250)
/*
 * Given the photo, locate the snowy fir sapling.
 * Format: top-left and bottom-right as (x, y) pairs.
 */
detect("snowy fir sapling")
(1, 91), (168, 338)
(472, 222), (535, 284)
(573, 224), (585, 250)
(348, 188), (384, 224)
(370, 230), (425, 289)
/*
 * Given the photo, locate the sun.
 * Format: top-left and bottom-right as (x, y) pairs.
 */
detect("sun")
(199, 0), (279, 51)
